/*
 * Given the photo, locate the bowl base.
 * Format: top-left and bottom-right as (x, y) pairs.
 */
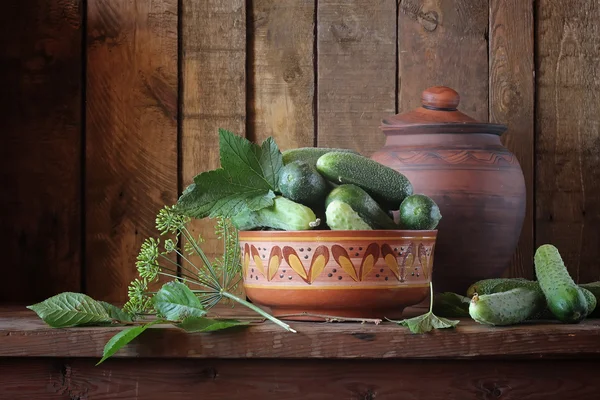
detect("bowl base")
(267, 306), (406, 322)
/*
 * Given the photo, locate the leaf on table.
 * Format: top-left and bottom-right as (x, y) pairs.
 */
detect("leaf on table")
(177, 316), (249, 333)
(152, 281), (206, 321)
(176, 129), (282, 219)
(96, 319), (165, 365)
(432, 292), (471, 318)
(27, 292), (112, 328)
(99, 301), (133, 323)
(388, 312), (459, 334)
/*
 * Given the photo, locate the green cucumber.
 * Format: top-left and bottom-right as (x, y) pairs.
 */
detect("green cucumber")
(325, 184), (397, 230)
(279, 160), (329, 206)
(580, 282), (600, 317)
(231, 196), (320, 231)
(469, 288), (546, 326)
(325, 200), (372, 230)
(466, 278), (530, 298)
(398, 194), (442, 230)
(282, 147), (359, 167)
(534, 244), (588, 323)
(316, 152), (413, 209)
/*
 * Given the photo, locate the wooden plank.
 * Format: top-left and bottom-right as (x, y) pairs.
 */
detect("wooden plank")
(1, 308), (599, 359)
(489, 0), (535, 278)
(181, 0), (246, 263)
(317, 0), (396, 156)
(249, 0), (315, 150)
(86, 0), (178, 302)
(1, 358), (600, 399)
(398, 0), (489, 120)
(535, 0), (600, 283)
(0, 0), (82, 303)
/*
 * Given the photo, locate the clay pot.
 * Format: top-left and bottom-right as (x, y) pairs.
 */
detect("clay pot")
(240, 229), (437, 321)
(371, 86), (526, 295)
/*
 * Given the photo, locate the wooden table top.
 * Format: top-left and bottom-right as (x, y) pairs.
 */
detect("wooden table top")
(1, 306), (600, 360)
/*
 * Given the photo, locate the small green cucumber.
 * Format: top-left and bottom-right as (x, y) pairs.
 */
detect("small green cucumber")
(325, 200), (372, 231)
(316, 152), (413, 209)
(325, 184), (397, 230)
(580, 282), (600, 317)
(231, 196), (320, 231)
(279, 160), (329, 206)
(469, 288), (546, 326)
(534, 244), (588, 323)
(398, 194), (442, 230)
(466, 278), (530, 298)
(282, 147), (359, 167)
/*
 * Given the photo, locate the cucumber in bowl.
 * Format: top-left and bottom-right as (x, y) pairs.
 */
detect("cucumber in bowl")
(398, 194), (442, 230)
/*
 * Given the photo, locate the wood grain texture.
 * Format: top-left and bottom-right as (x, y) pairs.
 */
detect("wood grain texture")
(1, 358), (600, 399)
(86, 0), (178, 302)
(181, 0), (246, 262)
(0, 0), (82, 303)
(535, 0), (600, 283)
(2, 308), (599, 359)
(398, 0), (489, 120)
(317, 0), (396, 156)
(249, 0), (315, 150)
(489, 0), (535, 279)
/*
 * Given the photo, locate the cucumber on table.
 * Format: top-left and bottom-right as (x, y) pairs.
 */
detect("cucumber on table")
(469, 288), (546, 326)
(535, 244), (589, 323)
(231, 196), (320, 231)
(279, 160), (329, 207)
(282, 147), (358, 167)
(316, 152), (413, 209)
(398, 194), (442, 230)
(325, 184), (397, 230)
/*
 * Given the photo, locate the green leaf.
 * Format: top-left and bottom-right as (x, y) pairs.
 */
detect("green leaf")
(152, 281), (206, 321)
(27, 292), (112, 328)
(177, 316), (249, 332)
(388, 312), (459, 334)
(176, 129), (283, 219)
(96, 319), (165, 365)
(432, 292), (471, 318)
(99, 301), (133, 322)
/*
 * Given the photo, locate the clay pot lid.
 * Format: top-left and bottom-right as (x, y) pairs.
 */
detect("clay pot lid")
(380, 86), (507, 135)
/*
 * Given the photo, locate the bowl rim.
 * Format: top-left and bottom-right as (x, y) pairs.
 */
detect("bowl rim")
(238, 229), (438, 239)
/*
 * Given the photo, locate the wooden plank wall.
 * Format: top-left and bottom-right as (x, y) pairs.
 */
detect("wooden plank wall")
(1, 0), (599, 303)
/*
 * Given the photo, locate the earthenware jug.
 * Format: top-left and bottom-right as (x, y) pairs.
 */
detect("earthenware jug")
(370, 86), (526, 294)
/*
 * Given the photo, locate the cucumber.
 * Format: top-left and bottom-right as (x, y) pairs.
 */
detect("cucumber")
(469, 288), (546, 326)
(282, 147), (359, 167)
(580, 282), (600, 317)
(398, 194), (442, 230)
(316, 152), (413, 209)
(231, 196), (320, 231)
(325, 200), (372, 230)
(534, 244), (588, 323)
(325, 184), (397, 230)
(279, 160), (329, 206)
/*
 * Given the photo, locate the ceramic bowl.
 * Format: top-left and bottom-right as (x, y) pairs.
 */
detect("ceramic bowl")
(240, 229), (437, 321)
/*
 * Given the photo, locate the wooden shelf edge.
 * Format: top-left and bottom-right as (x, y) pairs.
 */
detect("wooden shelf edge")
(1, 308), (600, 360)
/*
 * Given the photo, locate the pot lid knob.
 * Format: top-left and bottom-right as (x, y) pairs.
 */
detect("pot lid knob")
(421, 86), (460, 110)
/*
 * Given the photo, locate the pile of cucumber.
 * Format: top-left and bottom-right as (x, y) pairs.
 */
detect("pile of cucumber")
(232, 147), (442, 231)
(436, 244), (599, 325)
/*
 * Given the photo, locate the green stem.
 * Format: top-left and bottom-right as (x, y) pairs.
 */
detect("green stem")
(429, 281), (434, 314)
(221, 291), (296, 333)
(158, 272), (212, 290)
(182, 228), (221, 287)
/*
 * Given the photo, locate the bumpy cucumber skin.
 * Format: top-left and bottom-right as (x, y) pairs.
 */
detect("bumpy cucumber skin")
(282, 147), (358, 167)
(279, 161), (329, 206)
(535, 244), (588, 323)
(325, 184), (397, 230)
(469, 288), (546, 326)
(466, 278), (529, 298)
(231, 196), (319, 231)
(316, 152), (413, 209)
(325, 200), (372, 230)
(398, 194), (442, 230)
(580, 282), (600, 317)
